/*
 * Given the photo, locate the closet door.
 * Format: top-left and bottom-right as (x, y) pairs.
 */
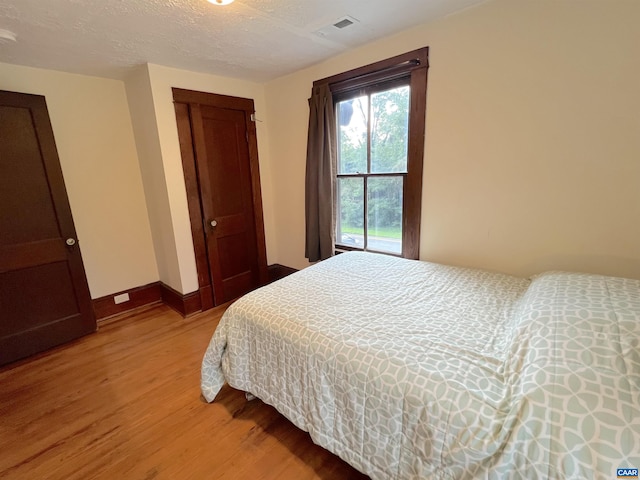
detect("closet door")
(0, 90), (95, 365)
(174, 88), (268, 307)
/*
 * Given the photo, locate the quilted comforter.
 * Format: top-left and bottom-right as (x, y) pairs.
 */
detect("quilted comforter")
(201, 252), (640, 479)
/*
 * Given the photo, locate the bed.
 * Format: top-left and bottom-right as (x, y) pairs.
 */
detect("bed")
(201, 251), (640, 479)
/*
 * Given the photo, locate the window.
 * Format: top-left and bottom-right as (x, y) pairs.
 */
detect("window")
(318, 47), (428, 259)
(336, 80), (410, 255)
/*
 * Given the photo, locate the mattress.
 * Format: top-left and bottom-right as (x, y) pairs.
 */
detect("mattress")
(201, 252), (640, 479)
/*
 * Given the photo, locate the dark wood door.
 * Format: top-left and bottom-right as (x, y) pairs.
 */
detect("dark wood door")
(174, 89), (268, 307)
(0, 90), (96, 365)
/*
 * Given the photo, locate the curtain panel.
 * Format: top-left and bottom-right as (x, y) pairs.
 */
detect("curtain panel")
(304, 83), (337, 262)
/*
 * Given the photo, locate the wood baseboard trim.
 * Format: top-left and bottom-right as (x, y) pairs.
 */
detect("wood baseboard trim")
(94, 267), (297, 322)
(160, 283), (202, 317)
(93, 282), (162, 321)
(268, 264), (298, 283)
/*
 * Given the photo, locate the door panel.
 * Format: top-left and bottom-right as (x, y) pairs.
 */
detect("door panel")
(218, 232), (251, 278)
(201, 112), (247, 216)
(0, 90), (96, 365)
(0, 262), (79, 335)
(1, 106), (61, 243)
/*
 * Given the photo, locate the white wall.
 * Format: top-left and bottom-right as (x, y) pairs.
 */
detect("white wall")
(264, 0), (640, 280)
(0, 62), (159, 298)
(125, 64), (276, 294)
(125, 66), (182, 292)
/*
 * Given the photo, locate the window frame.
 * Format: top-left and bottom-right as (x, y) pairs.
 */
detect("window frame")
(313, 47), (429, 259)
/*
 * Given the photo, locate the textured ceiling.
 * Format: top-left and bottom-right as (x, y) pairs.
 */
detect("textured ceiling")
(0, 0), (486, 82)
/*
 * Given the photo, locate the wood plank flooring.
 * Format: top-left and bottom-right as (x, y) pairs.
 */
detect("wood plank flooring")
(0, 303), (369, 480)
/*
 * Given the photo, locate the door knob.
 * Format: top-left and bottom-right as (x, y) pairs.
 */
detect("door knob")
(66, 238), (76, 246)
(210, 220), (218, 227)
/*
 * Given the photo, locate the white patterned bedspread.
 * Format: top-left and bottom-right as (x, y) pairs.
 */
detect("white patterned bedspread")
(201, 252), (640, 479)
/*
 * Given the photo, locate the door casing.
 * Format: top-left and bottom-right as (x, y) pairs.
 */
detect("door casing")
(173, 88), (268, 309)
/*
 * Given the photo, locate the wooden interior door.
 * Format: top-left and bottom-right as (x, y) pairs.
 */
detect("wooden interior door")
(174, 89), (268, 306)
(0, 90), (96, 366)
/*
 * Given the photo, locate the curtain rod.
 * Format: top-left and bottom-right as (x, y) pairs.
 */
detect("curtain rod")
(335, 58), (421, 85)
(323, 58), (422, 95)
(311, 46), (429, 94)
(329, 58), (421, 90)
(314, 47), (428, 87)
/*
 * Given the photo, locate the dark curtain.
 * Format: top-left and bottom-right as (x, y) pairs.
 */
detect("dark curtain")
(305, 83), (337, 262)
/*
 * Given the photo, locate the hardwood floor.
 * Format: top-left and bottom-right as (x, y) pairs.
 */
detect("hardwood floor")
(0, 303), (369, 480)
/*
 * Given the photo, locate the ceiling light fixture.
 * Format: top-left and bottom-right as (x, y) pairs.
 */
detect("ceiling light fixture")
(207, 0), (235, 5)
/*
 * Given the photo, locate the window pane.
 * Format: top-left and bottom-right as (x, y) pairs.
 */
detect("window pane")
(336, 177), (364, 248)
(371, 86), (409, 174)
(337, 96), (368, 174)
(367, 176), (403, 254)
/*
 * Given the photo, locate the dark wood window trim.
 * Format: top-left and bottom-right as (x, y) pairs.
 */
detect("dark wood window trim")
(314, 47), (429, 260)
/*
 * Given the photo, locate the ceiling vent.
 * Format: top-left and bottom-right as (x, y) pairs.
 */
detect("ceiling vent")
(314, 15), (360, 37)
(333, 18), (355, 29)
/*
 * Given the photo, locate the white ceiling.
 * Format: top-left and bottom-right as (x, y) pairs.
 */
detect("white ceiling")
(0, 0), (486, 82)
